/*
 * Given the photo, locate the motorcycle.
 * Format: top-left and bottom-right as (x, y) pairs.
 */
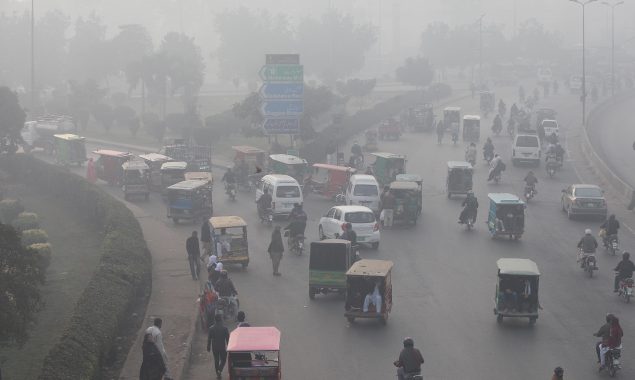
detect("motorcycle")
(524, 185), (536, 201)
(465, 150), (477, 167)
(605, 234), (619, 256)
(579, 249), (598, 277)
(545, 159), (559, 178)
(492, 171), (501, 184)
(459, 208), (476, 230)
(451, 131), (459, 145)
(259, 206), (273, 225)
(216, 295), (239, 321)
(484, 151), (494, 165)
(352, 154), (364, 170)
(617, 275), (634, 303)
(285, 230), (305, 256)
(602, 346), (623, 377)
(225, 182), (237, 201)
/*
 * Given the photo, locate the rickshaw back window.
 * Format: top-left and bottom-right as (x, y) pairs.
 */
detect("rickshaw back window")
(515, 136), (539, 147)
(344, 211), (375, 223)
(574, 187), (602, 197)
(276, 185), (300, 198)
(310, 245), (347, 270)
(353, 184), (378, 196)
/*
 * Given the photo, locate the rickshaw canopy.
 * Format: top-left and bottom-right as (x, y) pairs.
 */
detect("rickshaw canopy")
(371, 152), (406, 161)
(463, 115), (481, 122)
(444, 107), (461, 113)
(346, 259), (393, 277)
(396, 174), (422, 183)
(232, 145), (266, 155)
(447, 161), (473, 170)
(209, 216), (247, 229)
(139, 153), (172, 163)
(497, 258), (540, 276)
(389, 181), (419, 191)
(269, 154), (307, 165)
(93, 149), (131, 158)
(161, 161), (188, 171)
(488, 193), (525, 205)
(122, 160), (149, 171)
(54, 133), (84, 141)
(312, 163), (356, 173)
(167, 179), (209, 191)
(184, 172), (213, 182)
(227, 326), (280, 352)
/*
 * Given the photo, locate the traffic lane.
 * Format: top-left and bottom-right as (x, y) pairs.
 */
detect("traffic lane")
(592, 96), (635, 188)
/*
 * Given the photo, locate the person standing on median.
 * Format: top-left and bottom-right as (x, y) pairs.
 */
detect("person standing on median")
(207, 314), (230, 378)
(140, 317), (172, 380)
(186, 231), (201, 280)
(268, 226), (284, 276)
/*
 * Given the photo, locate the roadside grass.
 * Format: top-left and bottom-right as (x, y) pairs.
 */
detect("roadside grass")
(0, 184), (102, 380)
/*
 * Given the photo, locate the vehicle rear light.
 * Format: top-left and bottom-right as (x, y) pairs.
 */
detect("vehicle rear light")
(373, 222), (379, 231)
(271, 201), (275, 210)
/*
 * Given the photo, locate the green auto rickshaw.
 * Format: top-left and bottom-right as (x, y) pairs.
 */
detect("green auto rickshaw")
(309, 239), (354, 299)
(487, 193), (525, 240)
(446, 161), (473, 198)
(269, 154), (308, 185)
(389, 181), (421, 225)
(370, 152), (407, 186)
(494, 258), (540, 325)
(53, 134), (86, 166)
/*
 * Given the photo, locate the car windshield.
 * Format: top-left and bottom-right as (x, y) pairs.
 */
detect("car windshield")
(276, 185), (300, 198)
(353, 184), (378, 196)
(575, 187), (602, 197)
(516, 136), (539, 147)
(344, 211), (375, 223)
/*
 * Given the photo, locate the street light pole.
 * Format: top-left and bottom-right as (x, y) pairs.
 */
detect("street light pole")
(31, 0), (35, 113)
(602, 1), (624, 97)
(569, 0), (598, 126)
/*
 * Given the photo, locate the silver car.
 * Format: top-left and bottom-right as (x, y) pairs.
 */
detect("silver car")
(561, 184), (607, 219)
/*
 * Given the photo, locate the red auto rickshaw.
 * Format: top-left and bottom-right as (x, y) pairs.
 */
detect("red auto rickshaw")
(227, 327), (281, 380)
(305, 163), (355, 202)
(93, 149), (132, 185)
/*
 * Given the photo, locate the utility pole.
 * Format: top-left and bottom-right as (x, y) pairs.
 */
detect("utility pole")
(30, 0), (35, 114)
(475, 14), (485, 87)
(602, 1), (624, 97)
(569, 0), (598, 126)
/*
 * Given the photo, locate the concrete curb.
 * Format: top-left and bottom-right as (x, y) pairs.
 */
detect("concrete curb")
(179, 304), (201, 380)
(580, 91), (635, 205)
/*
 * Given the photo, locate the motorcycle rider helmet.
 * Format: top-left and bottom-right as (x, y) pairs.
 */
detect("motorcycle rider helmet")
(403, 337), (414, 348)
(554, 367), (564, 377)
(606, 313), (615, 323)
(623, 252), (630, 260)
(585, 228), (592, 235)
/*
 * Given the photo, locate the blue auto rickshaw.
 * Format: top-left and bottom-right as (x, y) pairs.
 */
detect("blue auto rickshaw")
(487, 193), (525, 240)
(166, 179), (213, 224)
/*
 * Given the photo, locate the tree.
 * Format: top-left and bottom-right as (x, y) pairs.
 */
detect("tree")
(336, 78), (376, 109)
(159, 32), (205, 112)
(68, 79), (106, 130)
(300, 84), (336, 139)
(111, 24), (154, 75)
(297, 10), (376, 85)
(512, 19), (562, 62)
(0, 87), (26, 154)
(35, 10), (70, 86)
(0, 223), (45, 344)
(67, 13), (113, 82)
(232, 92), (263, 137)
(113, 105), (139, 136)
(396, 57), (435, 88)
(91, 103), (114, 132)
(0, 12), (30, 88)
(213, 7), (295, 84)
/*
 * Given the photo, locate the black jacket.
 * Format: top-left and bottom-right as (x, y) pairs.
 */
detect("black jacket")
(201, 220), (211, 243)
(207, 322), (229, 352)
(215, 278), (237, 297)
(578, 235), (598, 253)
(601, 219), (620, 236)
(186, 236), (200, 257)
(398, 347), (424, 373)
(615, 259), (635, 278)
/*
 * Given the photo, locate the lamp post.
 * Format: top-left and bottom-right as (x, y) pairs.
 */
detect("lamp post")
(31, 0), (35, 113)
(602, 1), (624, 97)
(569, 0), (598, 126)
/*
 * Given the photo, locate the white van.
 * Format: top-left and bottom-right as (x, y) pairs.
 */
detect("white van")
(256, 174), (303, 217)
(512, 134), (541, 166)
(345, 174), (380, 213)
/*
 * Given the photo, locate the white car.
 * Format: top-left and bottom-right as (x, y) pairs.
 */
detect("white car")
(540, 119), (559, 139)
(318, 205), (380, 249)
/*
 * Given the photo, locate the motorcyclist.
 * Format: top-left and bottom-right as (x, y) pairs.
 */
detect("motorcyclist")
(483, 138), (494, 162)
(594, 314), (613, 364)
(287, 203), (307, 246)
(465, 143), (477, 165)
(492, 114), (503, 134)
(554, 143), (565, 164)
(577, 228), (598, 266)
(487, 154), (504, 182)
(215, 270), (238, 312)
(545, 145), (559, 169)
(339, 222), (357, 246)
(507, 117), (515, 136)
(350, 141), (363, 167)
(524, 171), (538, 192)
(393, 337), (424, 380)
(459, 190), (478, 224)
(613, 252), (635, 292)
(510, 103), (519, 118)
(600, 214), (620, 248)
(498, 99), (506, 118)
(551, 366), (564, 380)
(222, 168), (237, 194)
(256, 189), (272, 218)
(450, 122), (459, 144)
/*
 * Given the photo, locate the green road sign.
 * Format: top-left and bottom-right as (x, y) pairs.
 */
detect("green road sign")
(259, 65), (303, 82)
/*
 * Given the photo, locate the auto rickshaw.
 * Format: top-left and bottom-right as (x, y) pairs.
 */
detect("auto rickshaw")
(166, 180), (213, 224)
(370, 152), (406, 186)
(227, 326), (281, 380)
(53, 134), (86, 166)
(93, 149), (132, 185)
(494, 258), (540, 325)
(411, 103), (434, 132)
(446, 161), (473, 198)
(536, 108), (557, 129)
(344, 259), (393, 325)
(487, 193), (525, 240)
(364, 129), (378, 152)
(184, 171), (213, 186)
(209, 216), (249, 268)
(160, 161), (188, 195)
(139, 153), (173, 191)
(122, 160), (150, 201)
(306, 163), (355, 201)
(378, 119), (401, 140)
(443, 107), (461, 130)
(462, 115), (481, 142)
(389, 181), (420, 225)
(309, 239), (353, 299)
(232, 145), (266, 188)
(395, 173), (423, 215)
(268, 154), (308, 185)
(479, 91), (495, 118)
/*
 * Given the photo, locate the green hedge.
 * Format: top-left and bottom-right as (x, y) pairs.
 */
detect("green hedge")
(0, 198), (25, 224)
(0, 154), (151, 380)
(12, 212), (40, 231)
(21, 229), (48, 245)
(28, 242), (52, 268)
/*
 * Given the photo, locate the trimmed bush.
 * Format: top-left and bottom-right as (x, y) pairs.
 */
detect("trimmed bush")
(0, 154), (151, 380)
(0, 198), (25, 224)
(28, 242), (52, 268)
(12, 212), (40, 231)
(21, 229), (48, 246)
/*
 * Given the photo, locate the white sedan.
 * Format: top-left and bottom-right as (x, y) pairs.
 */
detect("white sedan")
(318, 205), (380, 249)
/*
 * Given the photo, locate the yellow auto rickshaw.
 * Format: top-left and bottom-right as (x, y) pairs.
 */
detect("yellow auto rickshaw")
(209, 216), (249, 268)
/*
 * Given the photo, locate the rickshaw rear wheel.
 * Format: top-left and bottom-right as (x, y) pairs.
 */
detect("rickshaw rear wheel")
(318, 226), (326, 240)
(496, 314), (503, 324)
(528, 317), (537, 326)
(241, 262), (248, 269)
(309, 287), (316, 299)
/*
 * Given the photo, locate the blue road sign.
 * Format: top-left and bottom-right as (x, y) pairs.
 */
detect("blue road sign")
(259, 65), (303, 82)
(259, 83), (304, 100)
(261, 100), (304, 117)
(262, 118), (300, 135)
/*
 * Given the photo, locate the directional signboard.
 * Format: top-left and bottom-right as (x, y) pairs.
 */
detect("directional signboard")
(259, 65), (303, 82)
(262, 118), (300, 134)
(266, 54), (300, 65)
(259, 83), (304, 100)
(261, 100), (304, 117)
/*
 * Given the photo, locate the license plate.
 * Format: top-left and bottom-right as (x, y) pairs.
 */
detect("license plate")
(283, 203), (294, 207)
(586, 203), (595, 207)
(357, 236), (366, 242)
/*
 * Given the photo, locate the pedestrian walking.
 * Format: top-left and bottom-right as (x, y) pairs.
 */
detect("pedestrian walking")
(268, 226), (284, 276)
(207, 314), (230, 378)
(436, 120), (445, 145)
(201, 219), (212, 256)
(140, 317), (172, 380)
(236, 311), (250, 327)
(186, 231), (201, 280)
(86, 157), (97, 183)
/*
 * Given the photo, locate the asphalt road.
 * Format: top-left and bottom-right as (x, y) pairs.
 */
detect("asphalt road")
(71, 86), (635, 379)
